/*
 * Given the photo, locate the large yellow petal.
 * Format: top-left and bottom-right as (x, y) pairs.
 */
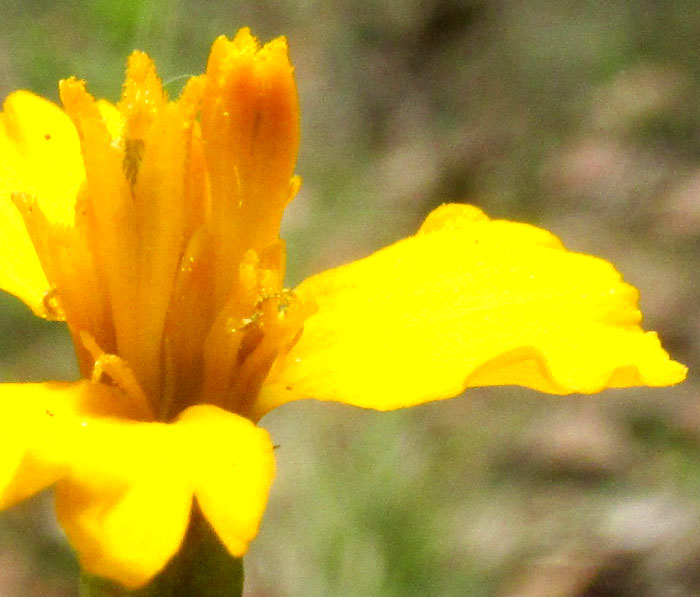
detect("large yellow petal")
(254, 204), (687, 416)
(55, 403), (275, 588)
(0, 91), (85, 316)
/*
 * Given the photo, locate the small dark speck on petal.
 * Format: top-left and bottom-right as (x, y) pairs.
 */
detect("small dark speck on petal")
(44, 133), (51, 140)
(285, 386), (292, 391)
(45, 409), (54, 417)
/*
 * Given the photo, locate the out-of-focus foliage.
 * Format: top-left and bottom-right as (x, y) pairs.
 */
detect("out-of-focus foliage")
(0, 1), (698, 595)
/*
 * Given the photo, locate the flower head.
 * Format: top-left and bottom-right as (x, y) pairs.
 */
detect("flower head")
(0, 28), (686, 588)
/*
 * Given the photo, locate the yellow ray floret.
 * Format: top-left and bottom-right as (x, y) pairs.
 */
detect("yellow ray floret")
(254, 203), (686, 417)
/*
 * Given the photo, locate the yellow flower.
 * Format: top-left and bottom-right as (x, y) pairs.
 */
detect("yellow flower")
(0, 28), (686, 588)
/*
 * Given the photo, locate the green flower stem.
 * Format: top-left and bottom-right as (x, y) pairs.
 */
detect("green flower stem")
(79, 506), (244, 597)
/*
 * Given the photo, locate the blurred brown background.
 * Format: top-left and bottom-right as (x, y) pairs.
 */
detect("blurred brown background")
(1, 1), (699, 595)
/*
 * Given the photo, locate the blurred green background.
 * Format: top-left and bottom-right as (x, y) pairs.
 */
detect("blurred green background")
(1, 1), (699, 595)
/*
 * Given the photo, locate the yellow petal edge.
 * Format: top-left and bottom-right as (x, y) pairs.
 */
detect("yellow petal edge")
(254, 203), (686, 417)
